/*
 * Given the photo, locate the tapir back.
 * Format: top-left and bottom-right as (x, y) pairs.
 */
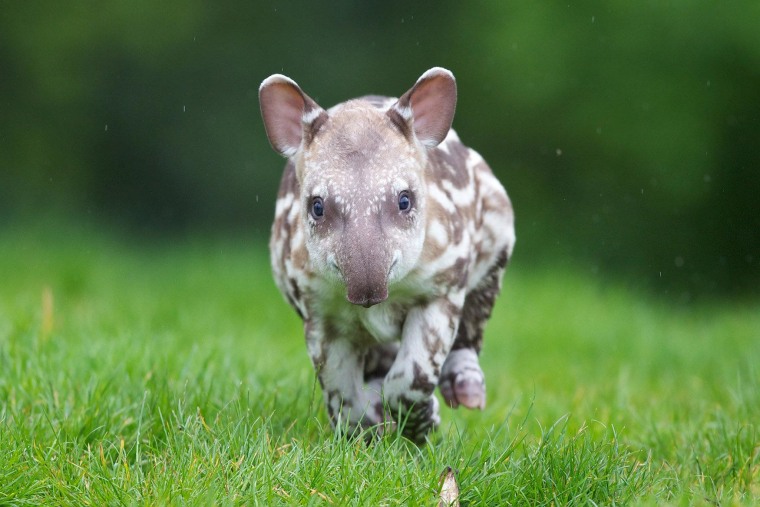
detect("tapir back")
(420, 129), (514, 290)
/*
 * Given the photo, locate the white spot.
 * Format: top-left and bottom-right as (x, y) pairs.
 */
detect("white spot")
(287, 200), (301, 224)
(394, 104), (413, 120)
(302, 107), (323, 125)
(281, 145), (298, 158)
(275, 193), (294, 217)
(428, 186), (457, 213)
(310, 184), (328, 200)
(441, 179), (475, 207)
(427, 220), (448, 246)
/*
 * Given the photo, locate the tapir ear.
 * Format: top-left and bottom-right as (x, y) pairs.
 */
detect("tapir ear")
(388, 67), (457, 147)
(259, 74), (327, 157)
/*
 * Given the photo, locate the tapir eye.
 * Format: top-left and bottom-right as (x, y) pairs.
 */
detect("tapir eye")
(310, 197), (324, 219)
(398, 191), (411, 212)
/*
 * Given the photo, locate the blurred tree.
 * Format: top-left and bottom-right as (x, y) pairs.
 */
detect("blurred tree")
(0, 0), (757, 299)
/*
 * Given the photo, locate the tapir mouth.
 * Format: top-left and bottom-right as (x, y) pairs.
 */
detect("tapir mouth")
(345, 271), (389, 307)
(331, 257), (388, 307)
(348, 291), (388, 308)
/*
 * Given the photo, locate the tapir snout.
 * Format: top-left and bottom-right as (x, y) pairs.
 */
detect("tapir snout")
(339, 222), (391, 307)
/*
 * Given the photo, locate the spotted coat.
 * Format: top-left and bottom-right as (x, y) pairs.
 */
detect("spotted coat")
(259, 68), (515, 442)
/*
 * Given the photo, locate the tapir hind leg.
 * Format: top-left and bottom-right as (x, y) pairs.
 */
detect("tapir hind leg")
(362, 342), (399, 428)
(305, 321), (386, 436)
(439, 249), (508, 409)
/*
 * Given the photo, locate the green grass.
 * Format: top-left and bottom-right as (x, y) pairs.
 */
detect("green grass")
(1, 223), (758, 505)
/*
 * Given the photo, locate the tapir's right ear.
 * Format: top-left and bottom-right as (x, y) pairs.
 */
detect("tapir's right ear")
(259, 75), (327, 158)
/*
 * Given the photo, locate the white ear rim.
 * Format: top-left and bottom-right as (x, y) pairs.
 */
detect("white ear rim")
(259, 74), (299, 93)
(417, 66), (455, 83)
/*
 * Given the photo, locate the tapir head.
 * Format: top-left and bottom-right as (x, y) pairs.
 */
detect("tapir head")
(259, 68), (457, 307)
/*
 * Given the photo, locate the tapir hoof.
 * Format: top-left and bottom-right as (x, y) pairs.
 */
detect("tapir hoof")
(439, 348), (487, 410)
(440, 372), (486, 410)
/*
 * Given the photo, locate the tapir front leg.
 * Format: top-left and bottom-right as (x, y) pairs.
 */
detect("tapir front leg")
(382, 292), (464, 442)
(305, 320), (384, 437)
(440, 249), (509, 410)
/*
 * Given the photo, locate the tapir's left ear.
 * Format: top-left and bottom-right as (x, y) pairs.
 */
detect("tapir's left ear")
(259, 74), (327, 158)
(388, 67), (457, 147)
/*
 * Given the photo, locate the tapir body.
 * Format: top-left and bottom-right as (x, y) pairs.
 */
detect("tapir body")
(260, 68), (515, 442)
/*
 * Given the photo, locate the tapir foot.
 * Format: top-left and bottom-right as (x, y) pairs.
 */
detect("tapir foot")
(393, 395), (440, 444)
(360, 377), (397, 437)
(439, 349), (486, 410)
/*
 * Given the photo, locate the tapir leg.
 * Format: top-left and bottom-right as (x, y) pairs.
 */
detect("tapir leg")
(439, 248), (508, 409)
(305, 320), (384, 436)
(383, 293), (464, 443)
(362, 342), (399, 428)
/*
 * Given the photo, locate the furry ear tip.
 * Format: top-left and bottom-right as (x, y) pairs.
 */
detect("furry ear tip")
(419, 67), (455, 82)
(259, 74), (298, 93)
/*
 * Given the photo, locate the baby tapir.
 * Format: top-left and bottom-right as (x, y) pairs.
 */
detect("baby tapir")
(259, 67), (515, 442)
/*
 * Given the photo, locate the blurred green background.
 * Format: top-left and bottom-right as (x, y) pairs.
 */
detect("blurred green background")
(1, 1), (758, 301)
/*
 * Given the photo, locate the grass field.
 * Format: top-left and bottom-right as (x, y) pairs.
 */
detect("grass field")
(1, 223), (758, 505)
